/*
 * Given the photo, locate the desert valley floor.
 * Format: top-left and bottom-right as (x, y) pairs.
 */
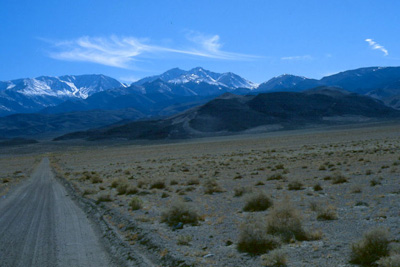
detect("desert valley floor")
(1, 122), (400, 266)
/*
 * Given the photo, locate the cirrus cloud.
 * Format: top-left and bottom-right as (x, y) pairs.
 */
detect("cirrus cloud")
(45, 33), (259, 69)
(281, 55), (313, 61)
(365, 38), (388, 56)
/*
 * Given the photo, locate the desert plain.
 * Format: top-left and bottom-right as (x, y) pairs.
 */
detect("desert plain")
(1, 121), (400, 267)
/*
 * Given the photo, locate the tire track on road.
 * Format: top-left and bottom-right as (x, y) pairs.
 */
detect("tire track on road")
(0, 158), (114, 267)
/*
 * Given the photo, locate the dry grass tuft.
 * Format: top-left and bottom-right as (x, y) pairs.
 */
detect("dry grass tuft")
(186, 178), (200, 186)
(137, 179), (148, 189)
(90, 175), (103, 184)
(129, 197), (143, 210)
(370, 178), (382, 187)
(83, 188), (97, 196)
(331, 172), (348, 184)
(126, 185), (139, 195)
(116, 181), (129, 195)
(243, 192), (273, 212)
(150, 180), (166, 189)
(267, 173), (285, 181)
(350, 227), (390, 265)
(161, 200), (200, 227)
(96, 193), (112, 203)
(313, 183), (323, 191)
(316, 205), (338, 221)
(111, 178), (126, 188)
(170, 179), (179, 186)
(237, 216), (281, 255)
(261, 249), (288, 266)
(266, 198), (308, 242)
(203, 179), (224, 194)
(234, 187), (250, 197)
(287, 180), (304, 190)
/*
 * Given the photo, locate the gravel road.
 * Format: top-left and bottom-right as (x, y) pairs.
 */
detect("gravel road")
(0, 158), (115, 267)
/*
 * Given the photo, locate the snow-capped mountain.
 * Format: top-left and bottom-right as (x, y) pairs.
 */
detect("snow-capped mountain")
(134, 67), (258, 89)
(0, 74), (124, 116)
(0, 74), (124, 99)
(5, 65), (400, 118)
(256, 74), (320, 92)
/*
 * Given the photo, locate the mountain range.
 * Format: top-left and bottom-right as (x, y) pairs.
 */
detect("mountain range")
(3, 66), (400, 114)
(0, 74), (125, 116)
(2, 66), (400, 139)
(256, 67), (400, 109)
(3, 66), (400, 118)
(134, 67), (258, 89)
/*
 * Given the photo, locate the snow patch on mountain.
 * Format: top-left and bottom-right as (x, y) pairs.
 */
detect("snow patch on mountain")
(62, 80), (81, 97)
(4, 75), (124, 99)
(20, 79), (52, 96)
(135, 67), (257, 89)
(6, 83), (15, 90)
(0, 74), (125, 116)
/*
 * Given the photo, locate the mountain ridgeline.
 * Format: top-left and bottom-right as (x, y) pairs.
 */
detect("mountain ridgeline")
(2, 66), (400, 140)
(3, 66), (400, 117)
(134, 67), (258, 89)
(0, 74), (125, 116)
(256, 67), (400, 108)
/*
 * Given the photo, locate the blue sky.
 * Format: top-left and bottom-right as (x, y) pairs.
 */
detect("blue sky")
(1, 0), (399, 83)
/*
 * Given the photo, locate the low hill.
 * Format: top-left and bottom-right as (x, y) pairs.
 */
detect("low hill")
(55, 88), (400, 141)
(0, 108), (144, 138)
(0, 138), (38, 147)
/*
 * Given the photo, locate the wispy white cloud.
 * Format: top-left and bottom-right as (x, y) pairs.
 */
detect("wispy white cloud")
(365, 38), (388, 56)
(49, 36), (156, 68)
(46, 33), (258, 68)
(281, 55), (313, 61)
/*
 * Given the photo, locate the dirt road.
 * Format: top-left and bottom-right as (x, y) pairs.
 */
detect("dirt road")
(0, 158), (115, 267)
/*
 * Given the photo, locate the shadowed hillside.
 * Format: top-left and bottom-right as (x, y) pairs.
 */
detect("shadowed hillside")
(55, 88), (400, 141)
